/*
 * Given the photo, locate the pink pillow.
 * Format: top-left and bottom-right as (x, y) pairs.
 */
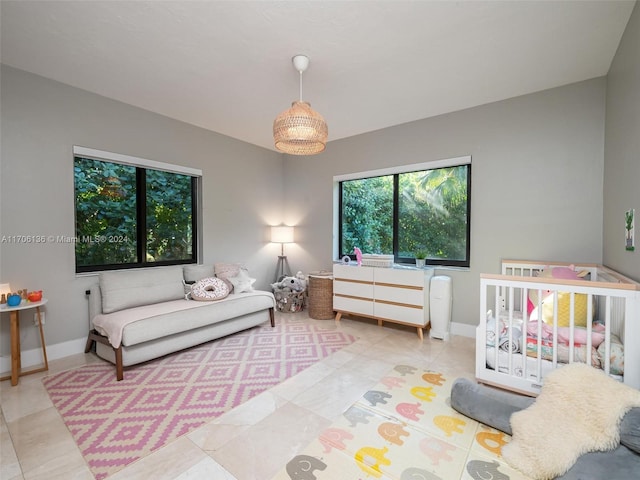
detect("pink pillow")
(214, 262), (244, 279)
(527, 265), (584, 315)
(526, 321), (605, 347)
(214, 263), (247, 293)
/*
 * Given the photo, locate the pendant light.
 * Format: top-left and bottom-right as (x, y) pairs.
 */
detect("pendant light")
(273, 55), (328, 155)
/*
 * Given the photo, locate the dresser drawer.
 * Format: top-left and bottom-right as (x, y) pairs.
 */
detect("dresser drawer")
(374, 284), (424, 306)
(333, 264), (374, 282)
(333, 295), (374, 317)
(374, 267), (429, 286)
(333, 279), (373, 299)
(374, 301), (426, 326)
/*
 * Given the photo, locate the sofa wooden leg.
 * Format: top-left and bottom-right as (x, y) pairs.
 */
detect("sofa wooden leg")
(84, 333), (95, 353)
(115, 346), (124, 381)
(269, 307), (275, 327)
(84, 329), (125, 381)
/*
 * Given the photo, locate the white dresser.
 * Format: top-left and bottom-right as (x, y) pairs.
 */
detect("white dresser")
(333, 264), (434, 339)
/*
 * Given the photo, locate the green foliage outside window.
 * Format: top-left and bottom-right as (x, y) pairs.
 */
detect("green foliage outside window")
(341, 176), (393, 255)
(146, 170), (193, 262)
(74, 157), (195, 271)
(340, 164), (470, 266)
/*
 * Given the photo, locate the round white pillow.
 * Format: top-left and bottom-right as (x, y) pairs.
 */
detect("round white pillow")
(190, 277), (230, 301)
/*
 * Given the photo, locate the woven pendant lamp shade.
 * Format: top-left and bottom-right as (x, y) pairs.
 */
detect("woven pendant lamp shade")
(273, 101), (328, 155)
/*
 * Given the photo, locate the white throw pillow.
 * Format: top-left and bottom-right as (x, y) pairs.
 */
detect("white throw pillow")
(228, 268), (256, 293)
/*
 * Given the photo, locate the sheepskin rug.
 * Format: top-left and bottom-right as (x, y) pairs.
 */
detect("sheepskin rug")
(502, 363), (640, 480)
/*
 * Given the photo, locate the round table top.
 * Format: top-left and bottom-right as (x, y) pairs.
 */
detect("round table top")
(0, 298), (48, 311)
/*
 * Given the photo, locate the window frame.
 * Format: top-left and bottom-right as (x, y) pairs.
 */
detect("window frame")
(334, 156), (471, 268)
(73, 146), (202, 273)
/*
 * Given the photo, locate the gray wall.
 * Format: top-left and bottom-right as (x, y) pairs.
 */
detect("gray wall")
(2, 46), (627, 360)
(284, 78), (607, 328)
(603, 2), (640, 280)
(0, 65), (284, 357)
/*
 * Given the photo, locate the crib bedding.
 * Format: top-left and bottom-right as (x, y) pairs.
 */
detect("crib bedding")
(486, 347), (624, 384)
(485, 347), (556, 380)
(485, 320), (617, 372)
(598, 333), (624, 375)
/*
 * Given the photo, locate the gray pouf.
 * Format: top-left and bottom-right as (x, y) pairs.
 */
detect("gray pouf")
(450, 377), (534, 435)
(450, 377), (640, 479)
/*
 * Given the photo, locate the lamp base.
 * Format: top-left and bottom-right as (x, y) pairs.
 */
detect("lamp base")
(275, 255), (292, 283)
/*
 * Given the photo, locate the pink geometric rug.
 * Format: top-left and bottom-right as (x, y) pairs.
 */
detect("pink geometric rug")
(43, 317), (356, 479)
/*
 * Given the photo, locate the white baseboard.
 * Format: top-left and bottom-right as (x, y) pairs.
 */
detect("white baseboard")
(450, 321), (476, 338)
(0, 337), (86, 375)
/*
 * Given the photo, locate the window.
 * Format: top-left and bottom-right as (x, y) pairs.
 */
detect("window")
(338, 158), (471, 267)
(73, 147), (200, 272)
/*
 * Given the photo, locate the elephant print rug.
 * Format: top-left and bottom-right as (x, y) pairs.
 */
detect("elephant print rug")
(272, 365), (532, 480)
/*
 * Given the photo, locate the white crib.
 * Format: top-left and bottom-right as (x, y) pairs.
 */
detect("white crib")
(476, 260), (640, 396)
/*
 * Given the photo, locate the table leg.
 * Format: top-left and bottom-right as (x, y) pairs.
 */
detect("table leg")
(10, 311), (19, 386)
(36, 307), (49, 371)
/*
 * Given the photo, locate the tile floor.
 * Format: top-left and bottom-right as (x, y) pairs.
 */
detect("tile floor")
(0, 311), (476, 480)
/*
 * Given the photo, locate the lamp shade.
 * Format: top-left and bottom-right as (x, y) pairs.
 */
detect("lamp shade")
(271, 226), (294, 244)
(274, 101), (328, 155)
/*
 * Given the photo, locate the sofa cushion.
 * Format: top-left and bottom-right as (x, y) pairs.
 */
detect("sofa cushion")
(121, 291), (274, 346)
(100, 266), (185, 314)
(183, 264), (215, 283)
(93, 299), (205, 347)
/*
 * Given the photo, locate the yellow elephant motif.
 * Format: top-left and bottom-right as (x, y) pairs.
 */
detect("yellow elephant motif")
(354, 445), (391, 478)
(434, 415), (466, 437)
(410, 386), (436, 402)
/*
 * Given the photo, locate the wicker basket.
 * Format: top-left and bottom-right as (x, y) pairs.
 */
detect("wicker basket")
(308, 274), (334, 319)
(273, 288), (305, 313)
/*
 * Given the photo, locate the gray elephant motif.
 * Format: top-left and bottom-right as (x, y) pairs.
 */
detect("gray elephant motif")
(400, 467), (443, 480)
(286, 454), (327, 480)
(466, 460), (510, 480)
(364, 389), (393, 406)
(394, 365), (418, 376)
(343, 405), (374, 427)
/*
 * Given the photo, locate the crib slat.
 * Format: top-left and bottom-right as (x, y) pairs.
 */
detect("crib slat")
(552, 292), (558, 369)
(493, 284), (500, 371)
(586, 294), (593, 367)
(536, 288), (543, 381)
(604, 296), (611, 375)
(569, 292), (575, 364)
(507, 286), (514, 375)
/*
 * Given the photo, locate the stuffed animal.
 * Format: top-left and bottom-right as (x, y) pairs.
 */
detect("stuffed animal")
(272, 276), (305, 292)
(354, 247), (363, 266)
(295, 271), (307, 290)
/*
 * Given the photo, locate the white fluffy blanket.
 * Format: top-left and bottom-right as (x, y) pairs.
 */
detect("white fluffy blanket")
(502, 363), (640, 480)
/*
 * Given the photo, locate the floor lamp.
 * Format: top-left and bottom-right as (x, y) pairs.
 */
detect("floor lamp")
(271, 226), (294, 282)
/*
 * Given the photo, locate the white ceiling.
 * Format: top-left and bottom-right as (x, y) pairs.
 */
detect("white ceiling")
(1, 1), (635, 152)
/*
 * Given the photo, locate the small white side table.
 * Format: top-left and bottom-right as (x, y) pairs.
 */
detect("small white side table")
(0, 299), (49, 386)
